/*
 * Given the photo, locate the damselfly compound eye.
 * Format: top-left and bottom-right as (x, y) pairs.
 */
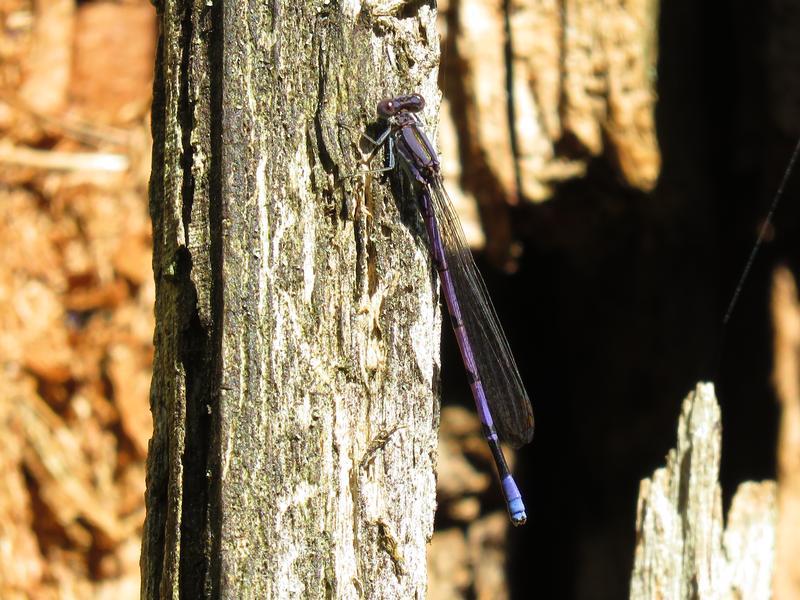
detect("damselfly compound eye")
(377, 98), (397, 118)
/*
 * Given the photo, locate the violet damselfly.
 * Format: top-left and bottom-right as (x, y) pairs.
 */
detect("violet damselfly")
(346, 94), (534, 525)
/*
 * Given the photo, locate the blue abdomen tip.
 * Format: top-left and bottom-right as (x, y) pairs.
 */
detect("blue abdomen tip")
(508, 498), (527, 525)
(501, 475), (527, 525)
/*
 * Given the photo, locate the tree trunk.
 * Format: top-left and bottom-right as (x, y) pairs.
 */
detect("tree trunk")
(141, 1), (441, 597)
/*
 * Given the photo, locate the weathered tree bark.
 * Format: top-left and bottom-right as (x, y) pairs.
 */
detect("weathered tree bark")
(630, 383), (777, 600)
(142, 1), (441, 597)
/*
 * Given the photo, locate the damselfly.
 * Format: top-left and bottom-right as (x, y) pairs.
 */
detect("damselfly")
(346, 93), (535, 525)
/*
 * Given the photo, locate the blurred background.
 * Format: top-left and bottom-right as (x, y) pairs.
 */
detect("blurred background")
(1, 0), (799, 598)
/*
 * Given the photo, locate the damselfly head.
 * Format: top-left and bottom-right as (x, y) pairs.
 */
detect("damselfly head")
(377, 93), (426, 119)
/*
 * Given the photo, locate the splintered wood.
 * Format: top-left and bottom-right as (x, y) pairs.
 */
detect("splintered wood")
(436, 0), (660, 267)
(630, 383), (777, 600)
(770, 267), (800, 600)
(440, 0), (660, 213)
(0, 0), (156, 596)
